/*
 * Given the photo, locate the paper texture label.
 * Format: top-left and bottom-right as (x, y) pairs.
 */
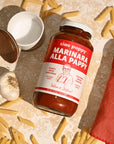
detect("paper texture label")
(35, 39), (92, 103)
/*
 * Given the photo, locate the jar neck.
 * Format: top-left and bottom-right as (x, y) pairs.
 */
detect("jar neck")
(60, 26), (92, 40)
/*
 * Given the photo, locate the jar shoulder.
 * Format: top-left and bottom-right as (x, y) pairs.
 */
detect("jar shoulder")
(51, 32), (93, 51)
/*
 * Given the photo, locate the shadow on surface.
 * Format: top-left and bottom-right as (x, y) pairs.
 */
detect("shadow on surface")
(0, 5), (63, 104)
(0, 5), (23, 30)
(15, 14), (63, 103)
(78, 39), (114, 129)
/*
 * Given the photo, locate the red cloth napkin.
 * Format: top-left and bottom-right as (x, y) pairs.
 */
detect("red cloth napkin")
(90, 59), (114, 144)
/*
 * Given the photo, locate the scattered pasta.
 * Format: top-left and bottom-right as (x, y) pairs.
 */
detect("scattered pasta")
(110, 7), (114, 24)
(47, 0), (59, 8)
(95, 6), (113, 21)
(40, 0), (48, 20)
(72, 132), (81, 144)
(0, 109), (18, 115)
(0, 97), (21, 108)
(54, 117), (67, 142)
(0, 136), (10, 144)
(110, 29), (114, 38)
(0, 116), (9, 128)
(79, 127), (89, 144)
(30, 134), (39, 144)
(95, 6), (114, 37)
(101, 20), (112, 37)
(21, 0), (28, 10)
(62, 135), (67, 144)
(84, 136), (94, 144)
(18, 116), (35, 128)
(46, 5), (62, 18)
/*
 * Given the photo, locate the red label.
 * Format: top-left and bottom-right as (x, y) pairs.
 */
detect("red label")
(44, 39), (92, 74)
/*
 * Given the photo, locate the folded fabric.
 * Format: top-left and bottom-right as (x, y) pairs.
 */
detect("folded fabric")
(90, 59), (114, 144)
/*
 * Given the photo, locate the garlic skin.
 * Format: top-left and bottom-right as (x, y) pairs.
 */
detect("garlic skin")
(0, 72), (20, 101)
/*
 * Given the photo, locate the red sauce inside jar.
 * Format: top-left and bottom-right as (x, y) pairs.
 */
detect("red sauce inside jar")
(33, 21), (93, 117)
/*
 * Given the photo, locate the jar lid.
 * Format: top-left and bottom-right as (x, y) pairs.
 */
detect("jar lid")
(0, 29), (19, 71)
(60, 20), (93, 36)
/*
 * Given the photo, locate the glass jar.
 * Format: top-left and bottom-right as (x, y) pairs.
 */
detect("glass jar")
(33, 20), (93, 117)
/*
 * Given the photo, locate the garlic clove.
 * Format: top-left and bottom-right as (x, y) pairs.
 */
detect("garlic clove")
(0, 72), (20, 101)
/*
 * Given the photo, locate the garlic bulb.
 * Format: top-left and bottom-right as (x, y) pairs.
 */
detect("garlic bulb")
(0, 72), (20, 101)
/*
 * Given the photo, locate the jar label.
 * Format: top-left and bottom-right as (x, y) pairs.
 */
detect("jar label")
(35, 39), (92, 104)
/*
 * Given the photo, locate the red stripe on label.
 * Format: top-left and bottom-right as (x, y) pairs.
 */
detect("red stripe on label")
(35, 87), (79, 102)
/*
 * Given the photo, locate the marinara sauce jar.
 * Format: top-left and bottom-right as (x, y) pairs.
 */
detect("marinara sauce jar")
(33, 20), (93, 117)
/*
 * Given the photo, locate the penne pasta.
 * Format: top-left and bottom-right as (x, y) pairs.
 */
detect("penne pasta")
(84, 136), (94, 144)
(0, 97), (21, 108)
(18, 116), (35, 128)
(0, 123), (7, 133)
(21, 0), (28, 10)
(0, 136), (9, 144)
(95, 6), (113, 21)
(54, 117), (67, 142)
(72, 132), (81, 144)
(79, 127), (89, 144)
(110, 30), (114, 38)
(110, 7), (114, 24)
(62, 135), (67, 144)
(0, 116), (9, 128)
(10, 140), (16, 144)
(0, 109), (18, 115)
(41, 0), (48, 20)
(102, 20), (112, 37)
(47, 0), (58, 8)
(91, 138), (98, 144)
(30, 134), (39, 144)
(46, 5), (62, 17)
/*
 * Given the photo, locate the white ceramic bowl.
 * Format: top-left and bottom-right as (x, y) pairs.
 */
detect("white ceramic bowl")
(7, 11), (44, 50)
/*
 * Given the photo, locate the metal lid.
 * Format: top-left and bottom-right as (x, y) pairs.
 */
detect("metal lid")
(60, 20), (93, 36)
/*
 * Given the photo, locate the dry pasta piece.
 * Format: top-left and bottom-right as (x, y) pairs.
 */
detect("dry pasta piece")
(54, 117), (67, 142)
(0, 136), (9, 144)
(62, 135), (67, 144)
(10, 140), (16, 144)
(26, 0), (44, 5)
(62, 11), (80, 18)
(0, 109), (18, 115)
(84, 136), (94, 144)
(46, 5), (62, 17)
(0, 97), (22, 108)
(30, 134), (39, 144)
(41, 0), (48, 20)
(95, 6), (113, 21)
(91, 138), (98, 144)
(79, 127), (89, 144)
(0, 116), (9, 128)
(110, 29), (114, 38)
(102, 20), (113, 37)
(0, 132), (4, 138)
(72, 132), (81, 144)
(18, 116), (35, 128)
(0, 123), (7, 133)
(110, 7), (114, 24)
(11, 128), (27, 144)
(86, 133), (90, 139)
(47, 0), (58, 8)
(21, 0), (28, 10)
(12, 130), (21, 144)
(11, 127), (25, 140)
(5, 139), (11, 144)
